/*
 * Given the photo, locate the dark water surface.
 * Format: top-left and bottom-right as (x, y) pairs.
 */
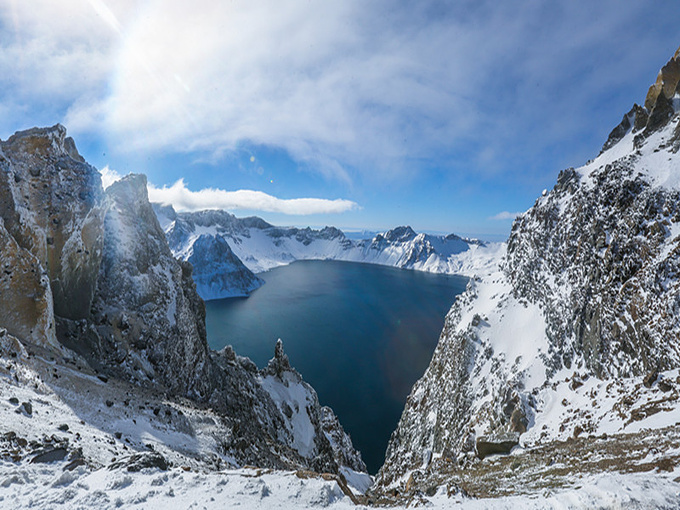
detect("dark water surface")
(205, 260), (468, 474)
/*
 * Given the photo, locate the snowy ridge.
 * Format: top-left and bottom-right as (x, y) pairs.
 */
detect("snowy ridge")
(376, 45), (680, 499)
(154, 206), (503, 301)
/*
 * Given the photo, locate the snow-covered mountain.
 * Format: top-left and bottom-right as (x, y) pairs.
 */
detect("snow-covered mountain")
(0, 126), (367, 488)
(154, 206), (503, 300)
(374, 46), (680, 498)
(153, 204), (264, 300)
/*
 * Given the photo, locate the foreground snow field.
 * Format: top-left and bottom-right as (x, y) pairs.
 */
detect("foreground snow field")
(2, 459), (679, 509)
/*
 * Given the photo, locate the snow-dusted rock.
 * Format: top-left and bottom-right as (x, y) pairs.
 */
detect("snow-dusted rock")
(154, 204), (263, 299)
(0, 125), (104, 321)
(376, 45), (680, 493)
(0, 124), (104, 349)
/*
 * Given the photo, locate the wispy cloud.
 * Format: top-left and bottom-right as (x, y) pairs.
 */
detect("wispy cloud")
(98, 167), (358, 215)
(148, 180), (359, 215)
(489, 211), (522, 221)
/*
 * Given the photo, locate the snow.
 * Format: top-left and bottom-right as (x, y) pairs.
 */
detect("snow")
(338, 467), (372, 495)
(1, 458), (679, 509)
(523, 369), (680, 445)
(578, 112), (680, 193)
(158, 208), (505, 281)
(260, 373), (317, 458)
(227, 229), (504, 278)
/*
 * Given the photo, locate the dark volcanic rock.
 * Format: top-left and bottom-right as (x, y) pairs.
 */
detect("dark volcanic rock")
(109, 452), (168, 472)
(30, 447), (68, 463)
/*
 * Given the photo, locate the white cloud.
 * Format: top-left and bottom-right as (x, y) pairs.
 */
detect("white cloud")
(99, 166), (356, 214)
(489, 211), (522, 221)
(99, 165), (122, 189)
(1, 0), (677, 188)
(148, 179), (359, 215)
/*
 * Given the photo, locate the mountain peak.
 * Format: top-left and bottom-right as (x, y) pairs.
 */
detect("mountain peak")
(644, 45), (680, 111)
(602, 45), (680, 153)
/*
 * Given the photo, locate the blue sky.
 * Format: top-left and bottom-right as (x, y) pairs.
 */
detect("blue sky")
(2, 1), (680, 240)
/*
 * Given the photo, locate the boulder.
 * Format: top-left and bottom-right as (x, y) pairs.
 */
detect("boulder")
(475, 433), (520, 460)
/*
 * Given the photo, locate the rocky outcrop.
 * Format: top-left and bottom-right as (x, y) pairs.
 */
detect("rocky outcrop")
(0, 126), (366, 477)
(644, 46), (680, 111)
(61, 174), (215, 399)
(376, 46), (680, 492)
(0, 126), (104, 321)
(0, 125), (104, 348)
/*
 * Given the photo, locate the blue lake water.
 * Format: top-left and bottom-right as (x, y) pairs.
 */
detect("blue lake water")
(205, 260), (468, 474)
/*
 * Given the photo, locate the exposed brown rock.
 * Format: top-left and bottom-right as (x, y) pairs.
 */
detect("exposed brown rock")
(0, 125), (104, 321)
(0, 218), (57, 348)
(644, 46), (680, 111)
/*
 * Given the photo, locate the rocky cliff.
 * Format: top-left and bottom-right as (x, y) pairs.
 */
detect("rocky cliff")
(375, 46), (680, 497)
(0, 126), (103, 348)
(0, 125), (366, 477)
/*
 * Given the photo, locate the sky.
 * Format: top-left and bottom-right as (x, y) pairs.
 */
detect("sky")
(1, 1), (680, 240)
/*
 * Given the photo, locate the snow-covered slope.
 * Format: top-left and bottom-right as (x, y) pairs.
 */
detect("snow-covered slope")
(155, 206), (503, 300)
(1, 331), (678, 509)
(376, 46), (680, 497)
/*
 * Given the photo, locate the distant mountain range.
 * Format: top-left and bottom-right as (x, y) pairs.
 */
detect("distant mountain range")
(153, 204), (504, 300)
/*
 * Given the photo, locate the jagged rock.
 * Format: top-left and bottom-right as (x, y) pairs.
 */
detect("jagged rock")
(644, 46), (680, 111)
(84, 174), (214, 400)
(0, 125), (104, 321)
(644, 90), (675, 136)
(259, 340), (367, 474)
(475, 433), (520, 459)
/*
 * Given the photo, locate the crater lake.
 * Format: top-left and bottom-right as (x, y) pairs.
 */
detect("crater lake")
(205, 260), (468, 473)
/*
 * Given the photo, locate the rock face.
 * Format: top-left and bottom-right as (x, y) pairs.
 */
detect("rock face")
(0, 125), (104, 348)
(64, 174), (214, 399)
(377, 46), (680, 490)
(155, 205), (501, 300)
(0, 125), (366, 476)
